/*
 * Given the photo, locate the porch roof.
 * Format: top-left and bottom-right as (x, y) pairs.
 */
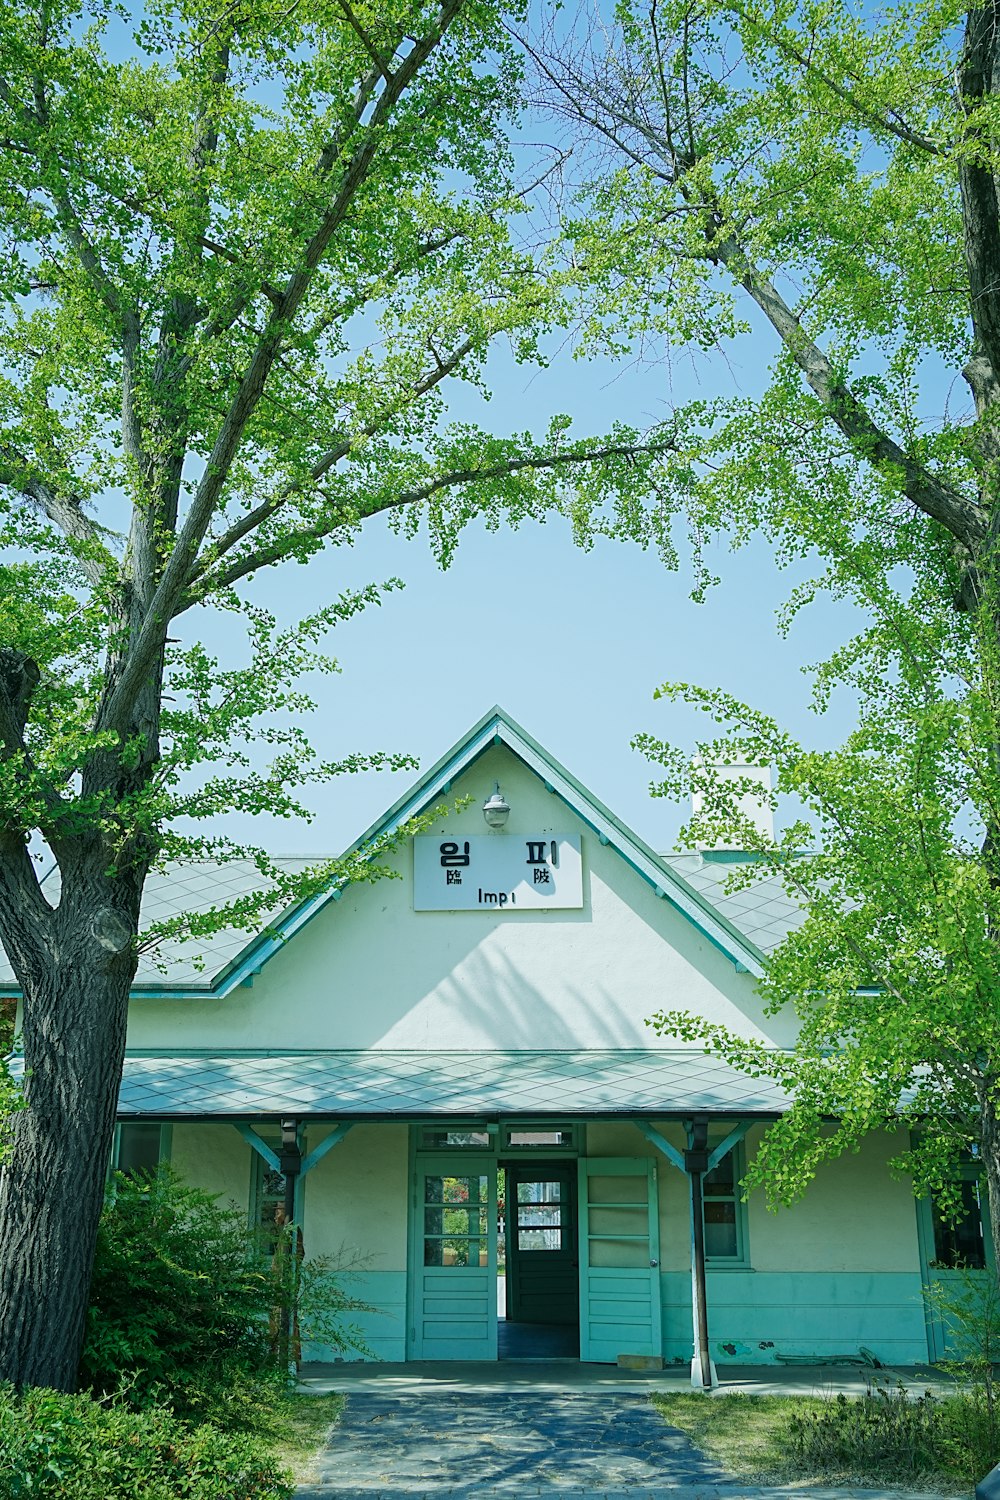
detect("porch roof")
(80, 1048), (792, 1119)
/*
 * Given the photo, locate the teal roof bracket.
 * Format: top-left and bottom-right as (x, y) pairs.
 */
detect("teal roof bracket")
(636, 1120), (686, 1173)
(234, 1122), (280, 1171)
(707, 1120), (753, 1171)
(300, 1122), (354, 1176)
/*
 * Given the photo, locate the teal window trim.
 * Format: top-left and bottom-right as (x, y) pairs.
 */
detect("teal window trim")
(246, 1125), (307, 1232)
(415, 1122), (500, 1153)
(499, 1121), (581, 1154)
(111, 1121), (173, 1175)
(915, 1173), (994, 1276)
(704, 1138), (750, 1269)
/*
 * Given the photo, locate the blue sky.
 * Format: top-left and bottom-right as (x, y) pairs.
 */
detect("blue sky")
(86, 4), (888, 859)
(213, 324), (866, 858)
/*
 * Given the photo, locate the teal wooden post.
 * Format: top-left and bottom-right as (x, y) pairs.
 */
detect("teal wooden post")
(638, 1117), (752, 1390)
(685, 1118), (716, 1391)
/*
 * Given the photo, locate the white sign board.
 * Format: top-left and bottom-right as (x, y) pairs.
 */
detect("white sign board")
(413, 834), (583, 911)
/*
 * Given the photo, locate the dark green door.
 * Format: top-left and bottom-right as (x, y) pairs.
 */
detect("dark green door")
(505, 1161), (579, 1326)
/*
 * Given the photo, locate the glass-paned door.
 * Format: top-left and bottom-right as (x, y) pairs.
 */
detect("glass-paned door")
(505, 1162), (578, 1326)
(410, 1156), (497, 1359)
(578, 1157), (662, 1363)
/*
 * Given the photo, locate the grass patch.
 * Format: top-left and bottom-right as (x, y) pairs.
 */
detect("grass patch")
(270, 1392), (344, 1483)
(654, 1393), (828, 1485)
(653, 1389), (973, 1495)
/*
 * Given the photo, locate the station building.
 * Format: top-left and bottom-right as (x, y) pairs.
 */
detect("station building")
(4, 708), (991, 1374)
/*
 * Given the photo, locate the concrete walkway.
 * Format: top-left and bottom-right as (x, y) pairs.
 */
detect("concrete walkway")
(294, 1363), (964, 1499)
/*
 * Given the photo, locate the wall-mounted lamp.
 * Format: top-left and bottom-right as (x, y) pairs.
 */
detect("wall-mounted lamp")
(482, 782), (510, 829)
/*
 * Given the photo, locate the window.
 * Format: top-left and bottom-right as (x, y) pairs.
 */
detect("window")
(515, 1179), (564, 1250)
(114, 1122), (170, 1178)
(423, 1173), (489, 1266)
(418, 1127), (494, 1150)
(929, 1180), (988, 1270)
(703, 1141), (748, 1265)
(503, 1125), (579, 1151)
(249, 1130), (298, 1253)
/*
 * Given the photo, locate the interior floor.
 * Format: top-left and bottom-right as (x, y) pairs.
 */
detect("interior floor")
(497, 1242), (580, 1361)
(498, 1318), (580, 1360)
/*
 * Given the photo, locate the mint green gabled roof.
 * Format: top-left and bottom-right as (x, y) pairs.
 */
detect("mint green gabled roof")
(0, 705), (774, 998)
(6, 1048), (790, 1119)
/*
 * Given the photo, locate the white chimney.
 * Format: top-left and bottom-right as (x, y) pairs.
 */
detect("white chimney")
(690, 758), (774, 851)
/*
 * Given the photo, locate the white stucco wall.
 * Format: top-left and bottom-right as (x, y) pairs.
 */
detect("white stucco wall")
(745, 1127), (921, 1275)
(126, 747), (797, 1055)
(170, 1122), (251, 1209)
(584, 1118), (928, 1364)
(115, 740), (934, 1368)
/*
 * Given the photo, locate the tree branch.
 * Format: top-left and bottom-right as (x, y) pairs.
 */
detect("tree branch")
(524, 27), (985, 552)
(0, 453), (117, 584)
(0, 650), (69, 864)
(707, 228), (987, 549)
(333, 0), (395, 84)
(958, 0), (1000, 393)
(97, 0), (468, 733)
(177, 433), (677, 606)
(186, 334), (479, 588)
(733, 4), (942, 157)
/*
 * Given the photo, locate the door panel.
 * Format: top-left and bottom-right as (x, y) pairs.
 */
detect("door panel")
(579, 1157), (662, 1363)
(505, 1162), (578, 1326)
(410, 1157), (497, 1360)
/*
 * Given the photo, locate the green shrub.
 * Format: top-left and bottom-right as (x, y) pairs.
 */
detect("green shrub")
(924, 1273), (1000, 1479)
(81, 1169), (274, 1402)
(81, 1168), (370, 1416)
(788, 1383), (946, 1479)
(0, 1385), (293, 1500)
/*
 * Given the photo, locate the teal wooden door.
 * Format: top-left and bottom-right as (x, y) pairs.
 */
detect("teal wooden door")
(410, 1156), (497, 1360)
(578, 1157), (662, 1363)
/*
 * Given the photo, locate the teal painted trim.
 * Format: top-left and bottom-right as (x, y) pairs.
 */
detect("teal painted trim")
(708, 1122), (752, 1171)
(209, 713), (506, 996)
(234, 1122), (280, 1171)
(51, 702), (765, 1004)
(300, 1123), (353, 1176)
(0, 705), (769, 1002)
(636, 1121), (686, 1174)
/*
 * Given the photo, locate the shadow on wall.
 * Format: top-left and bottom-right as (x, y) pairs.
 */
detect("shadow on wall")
(368, 846), (796, 1051)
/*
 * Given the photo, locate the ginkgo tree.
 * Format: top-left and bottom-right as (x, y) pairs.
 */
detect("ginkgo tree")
(521, 0), (1000, 1268)
(0, 0), (676, 1390)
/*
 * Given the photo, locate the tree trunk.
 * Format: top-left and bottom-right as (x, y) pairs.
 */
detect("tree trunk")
(0, 850), (141, 1391)
(979, 1086), (1000, 1282)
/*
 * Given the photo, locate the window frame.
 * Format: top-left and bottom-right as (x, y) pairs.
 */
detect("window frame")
(499, 1121), (581, 1154)
(248, 1127), (306, 1241)
(703, 1138), (750, 1270)
(416, 1123), (499, 1152)
(111, 1121), (172, 1178)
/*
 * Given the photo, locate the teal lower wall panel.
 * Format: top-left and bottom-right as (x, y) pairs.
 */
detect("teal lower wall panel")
(661, 1273), (930, 1366)
(303, 1271), (407, 1364)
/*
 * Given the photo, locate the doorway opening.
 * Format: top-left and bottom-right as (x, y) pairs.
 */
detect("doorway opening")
(498, 1161), (580, 1360)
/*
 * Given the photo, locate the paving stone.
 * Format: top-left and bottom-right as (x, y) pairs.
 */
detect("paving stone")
(294, 1389), (962, 1500)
